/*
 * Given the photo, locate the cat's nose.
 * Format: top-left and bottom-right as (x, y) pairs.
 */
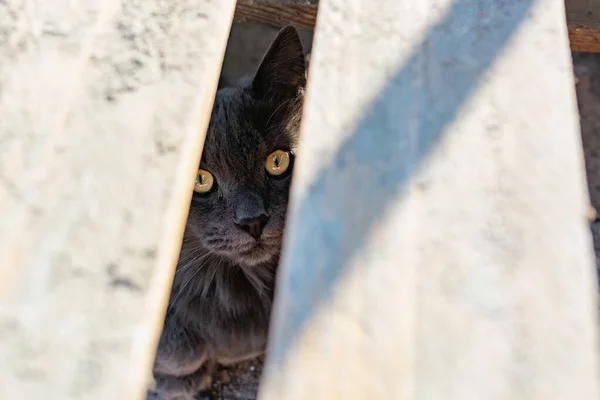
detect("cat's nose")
(237, 215), (269, 240)
(235, 191), (269, 239)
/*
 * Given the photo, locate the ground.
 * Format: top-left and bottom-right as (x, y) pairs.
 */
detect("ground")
(210, 358), (263, 400)
(211, 23), (600, 400)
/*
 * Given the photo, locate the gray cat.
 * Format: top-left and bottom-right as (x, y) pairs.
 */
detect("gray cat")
(148, 26), (306, 400)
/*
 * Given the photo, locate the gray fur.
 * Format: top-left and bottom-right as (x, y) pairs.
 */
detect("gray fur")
(148, 26), (306, 400)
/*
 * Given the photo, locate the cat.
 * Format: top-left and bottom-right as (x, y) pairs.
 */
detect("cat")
(147, 26), (307, 400)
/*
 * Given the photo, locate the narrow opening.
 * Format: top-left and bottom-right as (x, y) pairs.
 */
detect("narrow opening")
(150, 19), (314, 400)
(211, 23), (314, 398)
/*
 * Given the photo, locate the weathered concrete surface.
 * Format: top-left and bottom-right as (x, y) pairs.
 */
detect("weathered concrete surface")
(259, 0), (599, 398)
(0, 0), (236, 399)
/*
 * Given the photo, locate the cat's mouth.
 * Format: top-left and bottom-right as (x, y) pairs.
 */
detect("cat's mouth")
(201, 233), (280, 266)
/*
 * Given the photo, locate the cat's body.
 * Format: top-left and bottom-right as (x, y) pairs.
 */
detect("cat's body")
(148, 27), (306, 400)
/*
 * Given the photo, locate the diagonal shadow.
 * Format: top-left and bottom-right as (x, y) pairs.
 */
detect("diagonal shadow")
(266, 0), (536, 370)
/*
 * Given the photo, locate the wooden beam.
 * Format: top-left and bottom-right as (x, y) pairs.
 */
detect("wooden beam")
(569, 25), (600, 53)
(235, 3), (317, 29)
(235, 0), (318, 29)
(568, 0), (600, 52)
(260, 0), (599, 399)
(0, 0), (235, 398)
(234, 0), (600, 53)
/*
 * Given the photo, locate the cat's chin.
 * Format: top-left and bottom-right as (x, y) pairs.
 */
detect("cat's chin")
(232, 243), (278, 267)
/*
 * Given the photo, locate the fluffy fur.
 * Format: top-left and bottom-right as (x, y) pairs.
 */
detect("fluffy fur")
(148, 26), (306, 400)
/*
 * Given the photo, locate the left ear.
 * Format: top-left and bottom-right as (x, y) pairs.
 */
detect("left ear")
(252, 26), (306, 101)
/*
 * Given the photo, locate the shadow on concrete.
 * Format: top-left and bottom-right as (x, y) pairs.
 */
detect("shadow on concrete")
(265, 0), (535, 376)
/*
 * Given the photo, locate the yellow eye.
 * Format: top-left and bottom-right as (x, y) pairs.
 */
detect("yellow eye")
(265, 150), (291, 176)
(194, 169), (214, 193)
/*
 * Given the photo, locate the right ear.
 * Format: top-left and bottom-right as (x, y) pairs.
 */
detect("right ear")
(251, 26), (306, 101)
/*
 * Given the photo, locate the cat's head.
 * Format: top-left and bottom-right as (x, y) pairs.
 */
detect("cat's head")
(184, 26), (306, 267)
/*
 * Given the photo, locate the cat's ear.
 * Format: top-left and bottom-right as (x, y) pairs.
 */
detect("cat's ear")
(252, 26), (306, 101)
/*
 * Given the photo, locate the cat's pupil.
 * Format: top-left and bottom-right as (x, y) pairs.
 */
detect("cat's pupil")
(273, 156), (280, 167)
(199, 174), (204, 184)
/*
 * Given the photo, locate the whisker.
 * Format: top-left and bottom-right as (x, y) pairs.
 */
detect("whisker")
(167, 255), (215, 314)
(174, 261), (196, 277)
(178, 252), (212, 277)
(200, 260), (222, 296)
(177, 249), (209, 268)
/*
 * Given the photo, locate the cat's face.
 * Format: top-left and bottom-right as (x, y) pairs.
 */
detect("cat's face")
(184, 26), (306, 267)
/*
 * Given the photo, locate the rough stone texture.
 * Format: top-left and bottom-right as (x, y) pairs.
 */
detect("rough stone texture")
(0, 3), (598, 397)
(0, 0), (236, 399)
(258, 0), (599, 398)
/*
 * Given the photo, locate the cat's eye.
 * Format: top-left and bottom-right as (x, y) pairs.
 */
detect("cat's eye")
(265, 150), (291, 176)
(194, 169), (214, 194)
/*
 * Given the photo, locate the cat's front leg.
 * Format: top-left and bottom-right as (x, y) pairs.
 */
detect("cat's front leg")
(149, 362), (215, 400)
(148, 321), (214, 400)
